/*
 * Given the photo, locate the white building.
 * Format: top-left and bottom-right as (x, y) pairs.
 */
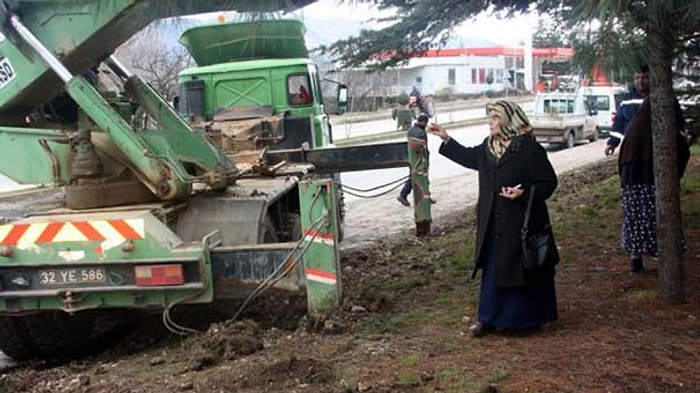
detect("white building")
(396, 52), (507, 95)
(335, 47), (573, 99)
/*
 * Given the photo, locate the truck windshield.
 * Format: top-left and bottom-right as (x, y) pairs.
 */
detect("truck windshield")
(288, 74), (313, 106)
(543, 99), (575, 114)
(588, 95), (610, 111)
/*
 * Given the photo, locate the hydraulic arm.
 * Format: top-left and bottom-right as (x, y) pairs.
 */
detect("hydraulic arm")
(0, 0), (314, 205)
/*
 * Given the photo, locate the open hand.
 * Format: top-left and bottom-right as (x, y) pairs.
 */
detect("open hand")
(427, 123), (450, 142)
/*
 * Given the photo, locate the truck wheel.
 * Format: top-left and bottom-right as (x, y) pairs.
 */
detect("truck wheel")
(0, 312), (95, 361)
(589, 127), (599, 142)
(566, 132), (576, 149)
(0, 315), (34, 360)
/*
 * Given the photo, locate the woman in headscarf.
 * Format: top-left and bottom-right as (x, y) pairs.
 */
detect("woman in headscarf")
(428, 100), (559, 336)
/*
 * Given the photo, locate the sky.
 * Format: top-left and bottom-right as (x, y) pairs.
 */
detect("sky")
(189, 0), (539, 48)
(294, 0), (538, 47)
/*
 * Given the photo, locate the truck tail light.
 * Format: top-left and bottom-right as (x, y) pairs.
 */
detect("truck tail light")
(611, 112), (616, 123)
(134, 264), (184, 286)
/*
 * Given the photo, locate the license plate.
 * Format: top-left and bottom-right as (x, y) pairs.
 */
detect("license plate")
(38, 268), (106, 286)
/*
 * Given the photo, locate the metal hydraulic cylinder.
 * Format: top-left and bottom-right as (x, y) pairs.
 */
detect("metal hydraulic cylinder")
(298, 179), (342, 314)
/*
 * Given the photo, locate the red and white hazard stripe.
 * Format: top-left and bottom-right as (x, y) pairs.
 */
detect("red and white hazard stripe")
(304, 228), (335, 246)
(305, 268), (337, 285)
(0, 219), (144, 246)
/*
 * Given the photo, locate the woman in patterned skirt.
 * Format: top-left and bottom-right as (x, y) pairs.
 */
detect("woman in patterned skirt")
(618, 99), (689, 274)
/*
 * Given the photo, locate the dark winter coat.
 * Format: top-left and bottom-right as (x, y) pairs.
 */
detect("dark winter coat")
(618, 98), (690, 186)
(439, 135), (558, 287)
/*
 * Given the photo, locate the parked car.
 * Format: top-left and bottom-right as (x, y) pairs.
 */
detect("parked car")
(580, 85), (628, 136)
(530, 92), (599, 149)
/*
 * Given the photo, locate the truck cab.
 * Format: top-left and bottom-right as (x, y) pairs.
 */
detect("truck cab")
(175, 19), (337, 168)
(178, 59), (331, 149)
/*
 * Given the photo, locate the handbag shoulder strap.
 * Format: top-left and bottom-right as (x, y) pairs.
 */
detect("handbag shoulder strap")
(521, 185), (536, 241)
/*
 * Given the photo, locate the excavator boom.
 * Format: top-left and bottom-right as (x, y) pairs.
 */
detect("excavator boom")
(0, 0), (315, 201)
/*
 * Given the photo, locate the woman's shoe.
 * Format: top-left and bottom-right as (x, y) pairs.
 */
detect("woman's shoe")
(630, 257), (644, 275)
(469, 322), (493, 337)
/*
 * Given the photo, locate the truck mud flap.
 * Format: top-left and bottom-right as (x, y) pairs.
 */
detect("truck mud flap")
(210, 243), (303, 299)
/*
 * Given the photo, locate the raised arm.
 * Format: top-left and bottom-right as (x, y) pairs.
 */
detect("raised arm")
(428, 123), (482, 170)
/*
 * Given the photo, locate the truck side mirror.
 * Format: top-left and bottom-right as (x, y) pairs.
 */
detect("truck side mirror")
(336, 84), (348, 115)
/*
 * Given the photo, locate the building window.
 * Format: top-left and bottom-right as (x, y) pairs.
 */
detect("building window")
(479, 68), (486, 84)
(416, 76), (422, 84)
(448, 68), (456, 85)
(471, 69), (477, 84)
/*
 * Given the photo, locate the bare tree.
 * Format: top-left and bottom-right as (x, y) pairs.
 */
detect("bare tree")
(116, 29), (192, 100)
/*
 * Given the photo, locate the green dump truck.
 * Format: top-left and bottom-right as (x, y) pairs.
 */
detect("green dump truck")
(0, 1), (427, 361)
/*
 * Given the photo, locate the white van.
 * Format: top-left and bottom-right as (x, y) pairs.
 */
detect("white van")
(579, 85), (628, 135)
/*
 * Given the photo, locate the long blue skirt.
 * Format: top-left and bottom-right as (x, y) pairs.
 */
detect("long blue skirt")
(477, 239), (558, 329)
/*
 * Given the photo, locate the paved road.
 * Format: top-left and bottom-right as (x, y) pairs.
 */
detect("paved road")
(330, 98), (534, 142)
(340, 121), (498, 193)
(341, 129), (611, 249)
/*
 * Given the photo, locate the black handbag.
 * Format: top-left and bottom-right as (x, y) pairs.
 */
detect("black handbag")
(520, 186), (556, 270)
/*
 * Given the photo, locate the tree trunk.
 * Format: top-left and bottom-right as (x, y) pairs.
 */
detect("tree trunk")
(648, 4), (685, 303)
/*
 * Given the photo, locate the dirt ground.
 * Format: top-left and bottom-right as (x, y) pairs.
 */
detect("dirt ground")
(1, 154), (698, 393)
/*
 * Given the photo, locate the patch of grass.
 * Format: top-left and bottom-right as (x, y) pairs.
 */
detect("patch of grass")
(624, 288), (657, 302)
(395, 370), (421, 387)
(358, 307), (443, 334)
(429, 292), (474, 322)
(681, 159), (700, 229)
(356, 314), (404, 334)
(487, 370), (510, 384)
(443, 244), (475, 271)
(429, 333), (474, 353)
(401, 353), (421, 367)
(376, 275), (429, 292)
(431, 293), (461, 308)
(435, 368), (481, 392)
(333, 367), (353, 385)
(395, 309), (433, 325)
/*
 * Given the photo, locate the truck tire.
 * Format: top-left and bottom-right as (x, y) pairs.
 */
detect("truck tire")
(589, 127), (599, 142)
(0, 315), (34, 360)
(0, 312), (95, 361)
(566, 131), (576, 149)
